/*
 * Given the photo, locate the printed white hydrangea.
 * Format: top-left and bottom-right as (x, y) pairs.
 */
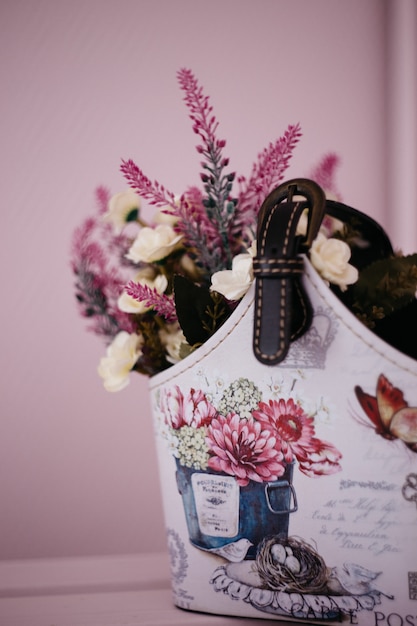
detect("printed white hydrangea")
(174, 426), (209, 470)
(217, 378), (262, 419)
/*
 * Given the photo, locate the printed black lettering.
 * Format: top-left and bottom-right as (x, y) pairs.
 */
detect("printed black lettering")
(387, 614), (404, 626)
(347, 609), (359, 624)
(305, 606), (319, 619)
(290, 601), (304, 618)
(375, 612), (386, 626)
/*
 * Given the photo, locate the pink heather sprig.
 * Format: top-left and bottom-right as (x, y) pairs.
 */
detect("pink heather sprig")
(92, 187), (135, 269)
(172, 188), (225, 274)
(71, 216), (136, 339)
(120, 159), (178, 210)
(125, 281), (178, 323)
(95, 185), (111, 214)
(309, 152), (342, 200)
(235, 124), (302, 245)
(177, 68), (237, 265)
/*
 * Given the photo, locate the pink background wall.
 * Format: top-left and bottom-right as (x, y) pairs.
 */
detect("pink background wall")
(1, 0), (415, 560)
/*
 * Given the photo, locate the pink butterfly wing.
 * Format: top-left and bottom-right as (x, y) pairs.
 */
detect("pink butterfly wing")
(390, 407), (417, 445)
(354, 385), (388, 435)
(355, 375), (417, 452)
(376, 374), (407, 429)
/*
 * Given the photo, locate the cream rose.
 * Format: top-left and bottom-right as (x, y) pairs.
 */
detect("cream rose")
(117, 271), (168, 314)
(159, 325), (188, 363)
(295, 209), (344, 239)
(247, 239), (257, 257)
(296, 210), (309, 237)
(210, 252), (254, 301)
(103, 190), (140, 232)
(153, 205), (179, 226)
(310, 233), (358, 291)
(126, 224), (183, 263)
(97, 331), (142, 392)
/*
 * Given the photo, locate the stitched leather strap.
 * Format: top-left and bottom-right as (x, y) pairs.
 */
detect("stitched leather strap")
(325, 199), (394, 266)
(253, 179), (326, 365)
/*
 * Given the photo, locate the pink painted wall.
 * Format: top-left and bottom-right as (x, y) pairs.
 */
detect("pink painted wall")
(0, 0), (393, 559)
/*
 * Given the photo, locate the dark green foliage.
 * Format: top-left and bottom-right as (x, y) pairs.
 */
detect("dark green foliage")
(174, 275), (230, 347)
(350, 254), (417, 327)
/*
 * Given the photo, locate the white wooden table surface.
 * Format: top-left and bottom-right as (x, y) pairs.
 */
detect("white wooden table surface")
(0, 552), (296, 626)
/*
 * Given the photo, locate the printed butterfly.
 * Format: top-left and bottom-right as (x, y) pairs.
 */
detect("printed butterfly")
(354, 374), (417, 452)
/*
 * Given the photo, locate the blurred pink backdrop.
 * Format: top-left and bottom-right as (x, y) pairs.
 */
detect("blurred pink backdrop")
(1, 0), (415, 560)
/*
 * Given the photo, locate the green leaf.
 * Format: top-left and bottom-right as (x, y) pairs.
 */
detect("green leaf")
(173, 275), (229, 346)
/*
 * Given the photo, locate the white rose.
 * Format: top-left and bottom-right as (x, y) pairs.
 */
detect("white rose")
(118, 272), (168, 314)
(153, 205), (179, 226)
(210, 252), (254, 301)
(247, 239), (257, 257)
(180, 253), (201, 280)
(97, 331), (142, 392)
(310, 233), (358, 291)
(295, 211), (344, 239)
(126, 224), (183, 263)
(159, 325), (188, 363)
(103, 190), (140, 232)
(296, 210), (309, 237)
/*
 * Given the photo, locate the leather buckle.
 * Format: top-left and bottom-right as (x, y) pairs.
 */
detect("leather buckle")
(253, 179), (326, 365)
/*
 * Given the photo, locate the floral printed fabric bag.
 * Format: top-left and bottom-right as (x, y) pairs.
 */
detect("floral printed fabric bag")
(149, 179), (417, 624)
(71, 70), (417, 625)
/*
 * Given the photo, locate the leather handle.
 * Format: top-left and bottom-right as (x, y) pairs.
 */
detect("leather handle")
(257, 178), (326, 248)
(253, 179), (326, 365)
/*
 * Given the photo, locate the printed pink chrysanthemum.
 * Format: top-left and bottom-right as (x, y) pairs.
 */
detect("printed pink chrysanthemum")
(206, 413), (285, 487)
(182, 388), (218, 428)
(252, 398), (316, 464)
(160, 385), (185, 429)
(297, 437), (342, 477)
(161, 385), (217, 429)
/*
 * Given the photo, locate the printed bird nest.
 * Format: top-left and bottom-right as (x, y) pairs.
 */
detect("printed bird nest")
(256, 535), (328, 594)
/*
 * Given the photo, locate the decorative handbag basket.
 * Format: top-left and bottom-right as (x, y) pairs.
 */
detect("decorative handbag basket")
(149, 180), (417, 624)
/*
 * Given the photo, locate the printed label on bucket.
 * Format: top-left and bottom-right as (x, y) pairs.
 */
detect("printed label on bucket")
(191, 472), (239, 537)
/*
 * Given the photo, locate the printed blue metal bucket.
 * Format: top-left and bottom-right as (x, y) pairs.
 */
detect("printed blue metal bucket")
(175, 460), (297, 559)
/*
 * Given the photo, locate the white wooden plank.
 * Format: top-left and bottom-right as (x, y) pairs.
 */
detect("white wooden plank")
(0, 553), (170, 596)
(0, 553), (294, 625)
(0, 588), (275, 626)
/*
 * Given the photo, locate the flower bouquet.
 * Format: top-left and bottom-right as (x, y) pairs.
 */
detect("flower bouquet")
(71, 70), (417, 624)
(71, 68), (417, 391)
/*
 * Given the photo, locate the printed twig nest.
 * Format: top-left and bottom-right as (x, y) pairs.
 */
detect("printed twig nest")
(255, 535), (328, 594)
